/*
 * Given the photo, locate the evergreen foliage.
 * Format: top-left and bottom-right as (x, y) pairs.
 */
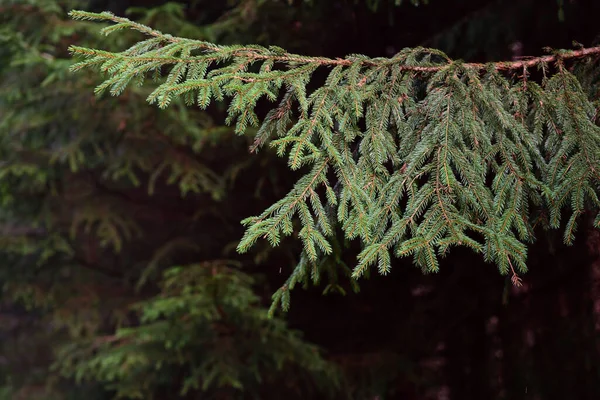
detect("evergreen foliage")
(56, 263), (338, 399)
(0, 1), (339, 398)
(69, 10), (600, 311)
(3, 1), (600, 398)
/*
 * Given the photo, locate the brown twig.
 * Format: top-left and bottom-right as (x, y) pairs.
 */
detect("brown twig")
(71, 42), (600, 75)
(70, 10), (600, 76)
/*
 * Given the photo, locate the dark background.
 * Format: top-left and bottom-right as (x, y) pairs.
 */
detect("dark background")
(2, 0), (600, 399)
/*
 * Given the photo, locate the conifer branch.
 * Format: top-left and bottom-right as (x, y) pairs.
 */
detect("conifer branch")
(69, 11), (600, 73)
(68, 10), (600, 306)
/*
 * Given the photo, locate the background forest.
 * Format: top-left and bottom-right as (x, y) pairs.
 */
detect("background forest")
(1, 0), (600, 399)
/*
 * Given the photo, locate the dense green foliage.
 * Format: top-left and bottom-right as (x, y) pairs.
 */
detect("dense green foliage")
(0, 1), (340, 398)
(70, 10), (600, 309)
(56, 264), (337, 399)
(2, 0), (600, 399)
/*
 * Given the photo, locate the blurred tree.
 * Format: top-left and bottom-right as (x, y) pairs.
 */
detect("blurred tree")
(0, 1), (339, 399)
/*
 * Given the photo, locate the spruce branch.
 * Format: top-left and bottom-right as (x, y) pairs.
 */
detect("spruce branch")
(69, 11), (600, 73)
(68, 10), (600, 310)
